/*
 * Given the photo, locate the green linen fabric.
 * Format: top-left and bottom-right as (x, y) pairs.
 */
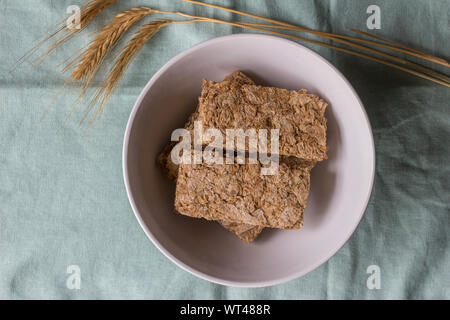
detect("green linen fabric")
(0, 0), (449, 299)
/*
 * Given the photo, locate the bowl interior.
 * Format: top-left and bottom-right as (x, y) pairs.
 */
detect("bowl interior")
(124, 34), (374, 287)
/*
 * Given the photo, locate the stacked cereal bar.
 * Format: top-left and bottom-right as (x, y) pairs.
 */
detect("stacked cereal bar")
(158, 72), (264, 242)
(197, 78), (328, 161)
(158, 71), (328, 242)
(175, 158), (314, 229)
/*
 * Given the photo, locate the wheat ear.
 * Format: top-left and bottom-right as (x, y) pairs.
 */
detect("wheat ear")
(82, 20), (174, 125)
(67, 7), (154, 93)
(51, 0), (121, 50)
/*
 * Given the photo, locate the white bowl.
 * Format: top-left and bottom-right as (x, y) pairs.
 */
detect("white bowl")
(123, 34), (375, 287)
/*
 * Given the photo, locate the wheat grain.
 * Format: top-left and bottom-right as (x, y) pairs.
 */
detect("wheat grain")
(80, 0), (121, 28)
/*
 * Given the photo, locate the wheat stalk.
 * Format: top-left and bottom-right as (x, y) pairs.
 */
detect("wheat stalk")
(32, 1), (449, 128)
(196, 18), (450, 87)
(81, 9), (449, 126)
(350, 29), (450, 66)
(67, 7), (154, 93)
(83, 20), (175, 125)
(239, 22), (450, 73)
(230, 22), (450, 84)
(142, 8), (450, 87)
(184, 0), (450, 68)
(182, 0), (449, 87)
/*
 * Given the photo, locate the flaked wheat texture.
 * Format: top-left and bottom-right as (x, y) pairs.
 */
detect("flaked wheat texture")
(197, 80), (328, 161)
(175, 158), (312, 229)
(217, 220), (264, 243)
